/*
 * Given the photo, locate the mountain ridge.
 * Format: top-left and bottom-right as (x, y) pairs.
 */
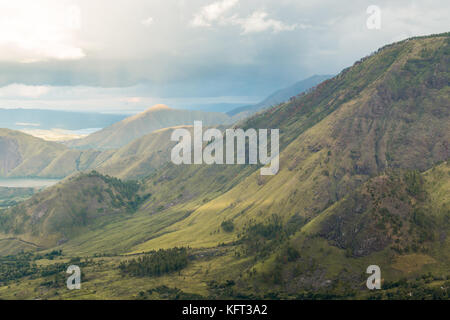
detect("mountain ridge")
(65, 104), (233, 150)
(228, 74), (333, 118)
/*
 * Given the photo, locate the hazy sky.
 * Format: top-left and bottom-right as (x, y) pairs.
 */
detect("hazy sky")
(0, 0), (448, 113)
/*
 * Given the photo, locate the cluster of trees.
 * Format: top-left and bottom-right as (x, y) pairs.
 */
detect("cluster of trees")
(206, 279), (249, 299)
(0, 251), (93, 286)
(138, 285), (204, 300)
(85, 171), (140, 199)
(237, 214), (286, 258)
(0, 253), (37, 284)
(221, 220), (234, 232)
(404, 170), (425, 197)
(119, 247), (189, 277)
(83, 171), (151, 213)
(369, 274), (450, 300)
(39, 262), (68, 277)
(0, 200), (19, 208)
(33, 249), (63, 261)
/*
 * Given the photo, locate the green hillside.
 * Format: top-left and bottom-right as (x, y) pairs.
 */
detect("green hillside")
(129, 33), (449, 251)
(94, 126), (194, 180)
(0, 128), (111, 179)
(228, 74), (333, 119)
(246, 162), (449, 299)
(66, 104), (232, 150)
(0, 171), (149, 248)
(0, 33), (448, 300)
(0, 125), (191, 180)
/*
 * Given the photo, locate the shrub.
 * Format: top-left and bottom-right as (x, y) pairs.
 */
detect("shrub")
(221, 220), (235, 232)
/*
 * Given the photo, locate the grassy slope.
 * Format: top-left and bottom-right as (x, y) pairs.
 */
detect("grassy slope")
(95, 126), (193, 180)
(4, 34), (447, 255)
(66, 105), (232, 150)
(0, 128), (111, 179)
(0, 159), (447, 299)
(248, 162), (449, 296)
(129, 34), (449, 252)
(0, 33), (448, 299)
(229, 74), (333, 119)
(0, 125), (187, 180)
(0, 172), (148, 248)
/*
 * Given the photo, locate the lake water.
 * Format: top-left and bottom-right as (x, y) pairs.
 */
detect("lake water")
(0, 178), (61, 188)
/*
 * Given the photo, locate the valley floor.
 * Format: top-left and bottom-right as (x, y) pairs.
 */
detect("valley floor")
(0, 238), (448, 300)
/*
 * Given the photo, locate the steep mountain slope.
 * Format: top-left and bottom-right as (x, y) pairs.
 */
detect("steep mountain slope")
(250, 162), (449, 297)
(66, 104), (232, 150)
(0, 125), (196, 180)
(0, 128), (112, 178)
(130, 33), (449, 251)
(4, 33), (448, 254)
(228, 75), (333, 119)
(315, 167), (449, 257)
(0, 125), (210, 180)
(94, 126), (194, 180)
(0, 171), (149, 247)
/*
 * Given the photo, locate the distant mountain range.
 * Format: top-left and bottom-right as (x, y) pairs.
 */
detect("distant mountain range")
(93, 125), (195, 180)
(0, 108), (126, 131)
(0, 128), (106, 178)
(65, 104), (232, 150)
(0, 75), (333, 143)
(0, 125), (194, 180)
(228, 74), (333, 118)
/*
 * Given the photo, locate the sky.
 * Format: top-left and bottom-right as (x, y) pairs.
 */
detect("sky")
(0, 0), (449, 113)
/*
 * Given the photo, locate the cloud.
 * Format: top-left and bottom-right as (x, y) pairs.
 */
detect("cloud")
(0, 83), (261, 113)
(141, 17), (154, 27)
(0, 0), (449, 105)
(0, 84), (51, 98)
(0, 0), (85, 63)
(190, 1), (300, 35)
(190, 0), (239, 27)
(126, 97), (142, 103)
(233, 11), (301, 34)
